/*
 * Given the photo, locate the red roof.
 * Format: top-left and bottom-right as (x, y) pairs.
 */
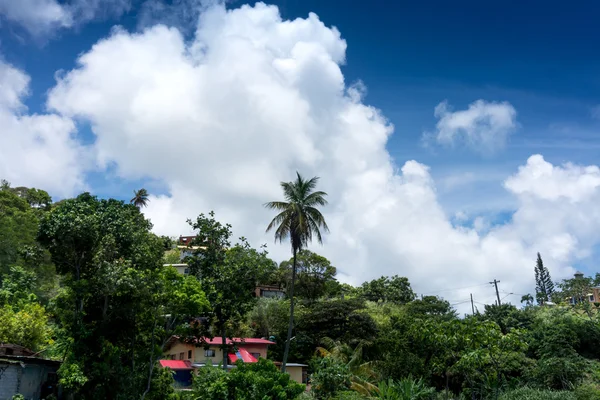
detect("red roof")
(159, 360), (193, 370)
(202, 337), (275, 345)
(228, 348), (258, 363)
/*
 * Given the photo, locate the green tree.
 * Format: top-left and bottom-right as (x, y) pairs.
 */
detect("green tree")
(279, 250), (339, 302)
(361, 276), (415, 304)
(187, 211), (275, 370)
(38, 193), (206, 399)
(130, 188), (150, 208)
(316, 338), (378, 395)
(535, 253), (555, 305)
(264, 172), (329, 372)
(249, 297), (290, 338)
(311, 356), (353, 399)
(557, 273), (593, 306)
(193, 358), (304, 400)
(0, 302), (50, 350)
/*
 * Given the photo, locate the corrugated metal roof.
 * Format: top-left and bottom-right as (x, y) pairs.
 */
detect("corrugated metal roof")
(228, 348), (258, 363)
(159, 360), (193, 370)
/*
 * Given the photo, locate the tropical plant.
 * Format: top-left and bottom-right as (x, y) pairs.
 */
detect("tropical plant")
(264, 172), (329, 371)
(316, 338), (378, 395)
(371, 378), (436, 400)
(311, 356), (352, 399)
(193, 358), (304, 400)
(130, 188), (149, 208)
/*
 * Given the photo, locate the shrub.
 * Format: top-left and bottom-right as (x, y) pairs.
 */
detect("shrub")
(575, 383), (600, 400)
(193, 358), (304, 400)
(498, 387), (576, 400)
(371, 378), (435, 400)
(332, 391), (367, 399)
(311, 357), (352, 399)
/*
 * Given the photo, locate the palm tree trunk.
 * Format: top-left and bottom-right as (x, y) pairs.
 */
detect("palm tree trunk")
(282, 247), (297, 373)
(222, 325), (228, 371)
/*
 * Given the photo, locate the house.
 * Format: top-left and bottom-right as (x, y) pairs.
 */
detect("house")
(165, 263), (190, 275)
(163, 337), (274, 367)
(158, 360), (193, 387)
(254, 285), (286, 299)
(162, 337), (308, 384)
(0, 344), (35, 357)
(0, 349), (61, 400)
(565, 271), (600, 304)
(274, 362), (309, 385)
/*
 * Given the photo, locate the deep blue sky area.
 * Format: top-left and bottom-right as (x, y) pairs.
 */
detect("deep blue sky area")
(2, 0), (600, 274)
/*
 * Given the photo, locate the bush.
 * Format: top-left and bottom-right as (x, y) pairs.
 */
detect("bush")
(193, 358), (304, 400)
(311, 357), (352, 399)
(146, 366), (178, 400)
(332, 391), (367, 399)
(529, 356), (588, 390)
(371, 378), (436, 400)
(575, 383), (600, 400)
(498, 387), (576, 400)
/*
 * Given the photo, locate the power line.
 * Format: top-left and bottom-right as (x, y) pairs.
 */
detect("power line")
(490, 279), (501, 305)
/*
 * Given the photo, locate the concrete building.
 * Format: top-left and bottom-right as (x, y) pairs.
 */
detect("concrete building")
(164, 336), (274, 367)
(0, 353), (60, 400)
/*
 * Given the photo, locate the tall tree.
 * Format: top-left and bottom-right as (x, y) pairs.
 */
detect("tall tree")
(264, 172), (329, 372)
(130, 188), (150, 208)
(534, 253), (554, 305)
(38, 193), (206, 399)
(279, 250), (339, 302)
(187, 212), (274, 370)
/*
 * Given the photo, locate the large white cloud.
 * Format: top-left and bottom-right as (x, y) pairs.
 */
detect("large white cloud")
(0, 0), (131, 36)
(0, 61), (87, 196)
(425, 99), (518, 153)
(46, 2), (599, 312)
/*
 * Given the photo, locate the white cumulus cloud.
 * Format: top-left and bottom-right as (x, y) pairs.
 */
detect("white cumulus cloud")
(426, 99), (518, 153)
(0, 61), (87, 197)
(0, 0), (131, 37)
(45, 2), (600, 312)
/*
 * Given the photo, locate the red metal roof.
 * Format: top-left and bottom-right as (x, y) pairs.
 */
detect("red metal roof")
(159, 360), (193, 370)
(228, 348), (258, 363)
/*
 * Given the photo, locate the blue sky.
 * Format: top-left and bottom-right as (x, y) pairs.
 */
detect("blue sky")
(1, 0), (600, 300)
(4, 0), (600, 208)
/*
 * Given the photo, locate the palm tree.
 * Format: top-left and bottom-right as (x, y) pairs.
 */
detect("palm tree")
(316, 338), (378, 395)
(130, 188), (149, 208)
(264, 172), (329, 372)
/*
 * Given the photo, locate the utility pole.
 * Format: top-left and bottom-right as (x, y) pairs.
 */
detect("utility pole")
(470, 293), (475, 314)
(490, 279), (501, 306)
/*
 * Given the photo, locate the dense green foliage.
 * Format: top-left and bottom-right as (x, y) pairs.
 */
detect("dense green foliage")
(3, 180), (600, 400)
(193, 358), (305, 400)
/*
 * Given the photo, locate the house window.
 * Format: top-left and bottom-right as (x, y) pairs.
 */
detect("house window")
(188, 350), (192, 359)
(590, 295), (595, 302)
(204, 349), (215, 357)
(184, 268), (189, 274)
(179, 352), (184, 360)
(250, 353), (261, 359)
(5, 348), (13, 355)
(170, 354), (176, 360)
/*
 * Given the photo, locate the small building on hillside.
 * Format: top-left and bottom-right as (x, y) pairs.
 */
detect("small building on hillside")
(273, 362), (309, 385)
(164, 337), (274, 367)
(254, 285), (285, 299)
(0, 344), (35, 357)
(158, 360), (193, 388)
(0, 351), (61, 400)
